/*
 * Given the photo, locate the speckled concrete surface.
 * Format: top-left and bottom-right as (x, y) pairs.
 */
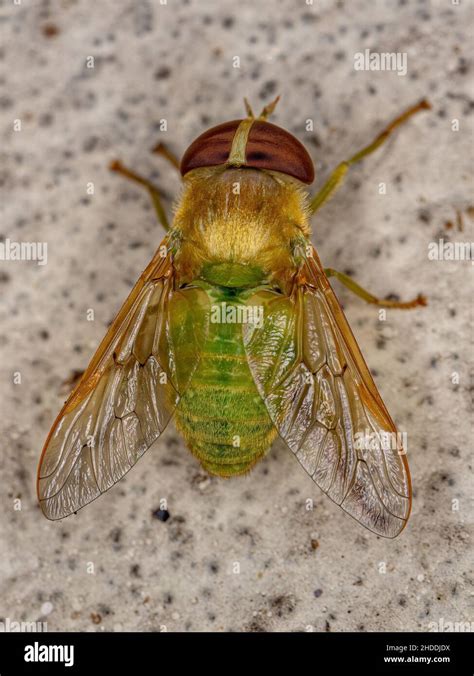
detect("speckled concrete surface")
(0, 0), (472, 633)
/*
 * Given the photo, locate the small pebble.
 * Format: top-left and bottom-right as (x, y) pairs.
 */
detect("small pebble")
(152, 508), (170, 522)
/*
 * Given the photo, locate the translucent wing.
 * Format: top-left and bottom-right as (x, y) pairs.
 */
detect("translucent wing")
(37, 238), (210, 520)
(243, 244), (411, 537)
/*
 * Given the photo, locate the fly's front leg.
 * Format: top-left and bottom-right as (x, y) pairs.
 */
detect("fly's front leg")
(324, 268), (427, 309)
(309, 99), (431, 215)
(109, 160), (170, 231)
(151, 142), (181, 173)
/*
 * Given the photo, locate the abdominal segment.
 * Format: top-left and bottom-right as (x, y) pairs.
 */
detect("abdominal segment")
(174, 287), (277, 476)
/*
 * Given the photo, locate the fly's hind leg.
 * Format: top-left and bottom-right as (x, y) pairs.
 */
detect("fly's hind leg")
(309, 99), (431, 215)
(324, 268), (427, 309)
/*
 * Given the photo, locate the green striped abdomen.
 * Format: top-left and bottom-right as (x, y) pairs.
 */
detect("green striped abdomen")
(174, 289), (276, 477)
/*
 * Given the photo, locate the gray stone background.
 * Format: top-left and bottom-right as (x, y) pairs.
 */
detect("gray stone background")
(0, 0), (472, 633)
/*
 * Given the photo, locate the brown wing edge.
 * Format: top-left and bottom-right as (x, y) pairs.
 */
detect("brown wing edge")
(36, 237), (174, 519)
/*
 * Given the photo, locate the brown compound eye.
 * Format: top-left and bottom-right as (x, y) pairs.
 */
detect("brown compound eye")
(180, 119), (315, 184)
(180, 120), (240, 177)
(245, 120), (314, 184)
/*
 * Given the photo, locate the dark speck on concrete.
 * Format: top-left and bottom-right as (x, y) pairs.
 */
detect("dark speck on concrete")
(38, 112), (54, 126)
(98, 604), (112, 617)
(247, 619), (267, 632)
(209, 561), (219, 574)
(109, 527), (122, 546)
(456, 58), (469, 76)
(270, 594), (296, 618)
(130, 564), (141, 578)
(41, 23), (60, 38)
(301, 12), (318, 24)
(83, 136), (99, 152)
(258, 80), (278, 100)
(154, 66), (171, 80)
(153, 508), (170, 522)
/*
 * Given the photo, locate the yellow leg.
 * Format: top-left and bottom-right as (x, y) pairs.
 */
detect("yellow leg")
(109, 160), (170, 231)
(309, 99), (431, 215)
(325, 268), (427, 309)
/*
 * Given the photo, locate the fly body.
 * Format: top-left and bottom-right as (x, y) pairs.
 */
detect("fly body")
(38, 96), (431, 537)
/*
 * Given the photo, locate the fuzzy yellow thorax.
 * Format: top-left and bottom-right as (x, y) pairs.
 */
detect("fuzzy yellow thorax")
(171, 166), (311, 288)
